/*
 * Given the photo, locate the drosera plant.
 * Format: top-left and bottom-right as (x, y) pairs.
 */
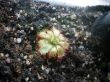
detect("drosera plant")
(36, 27), (69, 60)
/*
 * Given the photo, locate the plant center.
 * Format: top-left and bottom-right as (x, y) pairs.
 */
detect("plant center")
(49, 35), (59, 46)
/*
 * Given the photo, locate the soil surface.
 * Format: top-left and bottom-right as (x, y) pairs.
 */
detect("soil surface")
(0, 0), (110, 82)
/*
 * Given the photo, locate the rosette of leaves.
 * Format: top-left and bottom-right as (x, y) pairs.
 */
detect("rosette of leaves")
(36, 27), (69, 60)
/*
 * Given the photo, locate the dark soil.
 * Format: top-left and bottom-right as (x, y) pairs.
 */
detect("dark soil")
(0, 0), (110, 82)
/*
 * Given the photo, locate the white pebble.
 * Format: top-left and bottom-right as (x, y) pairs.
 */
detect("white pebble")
(52, 18), (56, 21)
(87, 74), (90, 78)
(24, 55), (27, 59)
(25, 77), (29, 82)
(26, 60), (30, 65)
(6, 58), (11, 63)
(16, 13), (21, 19)
(52, 7), (56, 10)
(41, 65), (45, 70)
(94, 77), (97, 80)
(20, 30), (25, 33)
(17, 24), (22, 28)
(30, 27), (34, 31)
(16, 38), (22, 43)
(79, 45), (84, 50)
(62, 25), (66, 28)
(29, 55), (33, 59)
(86, 31), (91, 37)
(74, 32), (80, 37)
(45, 68), (50, 74)
(14, 38), (17, 43)
(5, 54), (9, 57)
(29, 68), (32, 71)
(58, 15), (61, 18)
(24, 13), (27, 16)
(20, 53), (24, 58)
(70, 14), (77, 20)
(37, 73), (42, 79)
(0, 53), (4, 57)
(5, 27), (11, 31)
(19, 10), (23, 13)
(17, 58), (21, 62)
(67, 25), (70, 28)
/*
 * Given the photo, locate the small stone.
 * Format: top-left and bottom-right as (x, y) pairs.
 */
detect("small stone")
(72, 28), (76, 32)
(25, 77), (29, 82)
(98, 58), (101, 61)
(74, 32), (80, 38)
(29, 55), (33, 59)
(108, 73), (110, 81)
(17, 24), (22, 28)
(84, 37), (87, 40)
(52, 7), (56, 10)
(85, 61), (88, 65)
(58, 15), (61, 18)
(16, 13), (21, 19)
(26, 60), (30, 65)
(6, 58), (11, 63)
(52, 18), (56, 21)
(24, 44), (32, 52)
(17, 58), (21, 62)
(87, 74), (90, 78)
(62, 72), (66, 76)
(30, 27), (34, 31)
(37, 73), (42, 80)
(19, 10), (23, 13)
(20, 53), (24, 58)
(78, 45), (84, 50)
(65, 32), (70, 35)
(24, 13), (27, 16)
(16, 38), (22, 43)
(62, 25), (66, 28)
(80, 53), (86, 58)
(82, 63), (85, 67)
(41, 65), (45, 70)
(61, 65), (65, 68)
(0, 53), (4, 57)
(62, 7), (65, 10)
(19, 30), (25, 33)
(24, 55), (28, 59)
(67, 25), (70, 28)
(5, 27), (11, 31)
(14, 38), (17, 43)
(10, 8), (12, 11)
(5, 54), (9, 57)
(70, 14), (77, 20)
(86, 31), (91, 37)
(45, 68), (50, 74)
(29, 68), (32, 71)
(94, 77), (97, 80)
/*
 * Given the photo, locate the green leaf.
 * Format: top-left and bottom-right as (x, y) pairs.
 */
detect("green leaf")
(39, 40), (52, 55)
(56, 45), (65, 57)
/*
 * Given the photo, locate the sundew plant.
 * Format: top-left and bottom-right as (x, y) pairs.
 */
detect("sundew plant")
(36, 27), (69, 60)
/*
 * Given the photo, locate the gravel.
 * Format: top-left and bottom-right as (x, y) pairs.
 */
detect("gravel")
(0, 0), (110, 82)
